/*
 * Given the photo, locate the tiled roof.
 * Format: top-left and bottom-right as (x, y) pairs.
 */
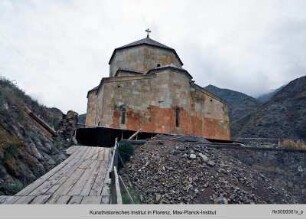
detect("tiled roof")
(116, 37), (173, 50)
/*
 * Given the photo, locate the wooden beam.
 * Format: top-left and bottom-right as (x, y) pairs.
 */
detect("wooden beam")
(24, 106), (57, 137)
(128, 129), (142, 140)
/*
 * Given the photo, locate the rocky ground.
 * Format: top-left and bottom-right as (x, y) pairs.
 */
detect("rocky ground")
(120, 137), (305, 204)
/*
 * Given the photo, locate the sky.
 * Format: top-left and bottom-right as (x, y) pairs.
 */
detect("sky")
(0, 0), (305, 113)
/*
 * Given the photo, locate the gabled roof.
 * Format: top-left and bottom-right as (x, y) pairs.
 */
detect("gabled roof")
(109, 37), (183, 65)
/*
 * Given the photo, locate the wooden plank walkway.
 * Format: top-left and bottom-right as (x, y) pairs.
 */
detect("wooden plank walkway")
(0, 146), (112, 204)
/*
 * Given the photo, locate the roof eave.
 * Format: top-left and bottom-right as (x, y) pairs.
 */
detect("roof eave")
(147, 66), (192, 80)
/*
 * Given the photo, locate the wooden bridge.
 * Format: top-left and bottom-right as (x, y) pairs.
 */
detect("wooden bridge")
(0, 145), (114, 204)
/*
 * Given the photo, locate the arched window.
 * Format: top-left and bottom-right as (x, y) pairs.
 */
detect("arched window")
(175, 107), (180, 127)
(120, 105), (126, 124)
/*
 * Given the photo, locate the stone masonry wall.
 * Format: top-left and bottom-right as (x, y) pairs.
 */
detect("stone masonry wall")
(87, 69), (230, 140)
(109, 46), (182, 77)
(85, 90), (97, 126)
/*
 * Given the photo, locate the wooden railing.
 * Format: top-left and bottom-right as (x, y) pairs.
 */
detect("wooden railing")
(109, 138), (122, 204)
(108, 129), (141, 204)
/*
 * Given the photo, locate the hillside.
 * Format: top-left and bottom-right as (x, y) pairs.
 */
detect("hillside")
(204, 85), (260, 127)
(0, 78), (77, 195)
(233, 76), (306, 139)
(78, 114), (86, 127)
(257, 86), (284, 103)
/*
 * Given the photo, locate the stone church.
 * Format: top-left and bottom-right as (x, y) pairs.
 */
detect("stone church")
(85, 33), (230, 140)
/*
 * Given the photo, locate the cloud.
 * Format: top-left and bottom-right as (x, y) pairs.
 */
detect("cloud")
(0, 0), (305, 113)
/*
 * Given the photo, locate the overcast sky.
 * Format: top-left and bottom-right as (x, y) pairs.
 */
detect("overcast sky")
(0, 0), (305, 113)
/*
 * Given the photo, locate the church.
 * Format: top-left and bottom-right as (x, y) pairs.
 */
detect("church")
(85, 32), (230, 140)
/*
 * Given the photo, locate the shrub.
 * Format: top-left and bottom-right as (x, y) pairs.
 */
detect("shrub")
(280, 139), (306, 150)
(0, 180), (24, 195)
(118, 141), (134, 166)
(3, 144), (20, 160)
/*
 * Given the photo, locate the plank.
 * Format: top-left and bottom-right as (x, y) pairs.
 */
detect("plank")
(3, 146), (113, 205)
(89, 160), (108, 196)
(0, 196), (10, 204)
(87, 147), (100, 160)
(81, 196), (102, 204)
(30, 195), (51, 204)
(3, 196), (20, 204)
(104, 148), (111, 161)
(28, 147), (90, 196)
(50, 168), (85, 197)
(68, 196), (83, 204)
(14, 196), (36, 204)
(68, 160), (98, 196)
(54, 195), (72, 204)
(83, 147), (96, 160)
(66, 146), (79, 155)
(43, 151), (94, 199)
(45, 149), (94, 203)
(79, 160), (103, 196)
(97, 148), (105, 161)
(100, 180), (110, 204)
(17, 146), (87, 196)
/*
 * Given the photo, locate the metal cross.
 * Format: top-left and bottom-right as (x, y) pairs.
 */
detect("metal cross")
(145, 28), (151, 38)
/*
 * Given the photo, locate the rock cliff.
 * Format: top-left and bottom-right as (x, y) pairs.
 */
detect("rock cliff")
(0, 79), (77, 195)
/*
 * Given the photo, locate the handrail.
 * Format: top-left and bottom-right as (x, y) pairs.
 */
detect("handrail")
(109, 138), (123, 204)
(118, 174), (134, 204)
(113, 167), (122, 204)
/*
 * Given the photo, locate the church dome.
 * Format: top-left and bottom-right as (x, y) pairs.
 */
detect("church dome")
(108, 36), (183, 77)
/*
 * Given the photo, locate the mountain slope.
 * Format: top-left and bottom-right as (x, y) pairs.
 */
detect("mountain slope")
(78, 114), (86, 127)
(233, 76), (306, 139)
(257, 86), (284, 103)
(204, 85), (260, 123)
(0, 78), (76, 195)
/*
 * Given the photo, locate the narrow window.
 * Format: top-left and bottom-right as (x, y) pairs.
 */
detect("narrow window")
(120, 105), (126, 124)
(175, 107), (180, 127)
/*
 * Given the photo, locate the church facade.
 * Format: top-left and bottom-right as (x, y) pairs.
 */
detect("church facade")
(85, 35), (230, 140)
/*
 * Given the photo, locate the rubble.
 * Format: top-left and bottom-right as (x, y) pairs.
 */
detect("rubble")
(120, 138), (305, 204)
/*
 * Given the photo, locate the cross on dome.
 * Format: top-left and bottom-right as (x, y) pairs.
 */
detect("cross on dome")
(145, 28), (151, 38)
